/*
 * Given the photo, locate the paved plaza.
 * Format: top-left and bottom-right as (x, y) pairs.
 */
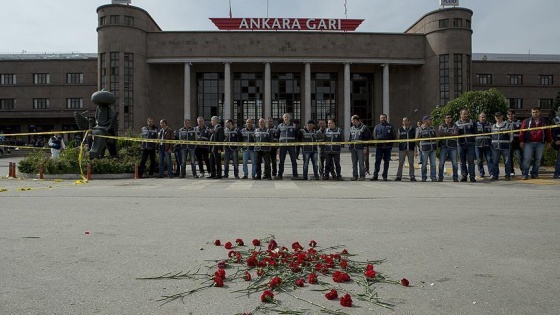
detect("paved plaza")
(1, 153), (559, 314)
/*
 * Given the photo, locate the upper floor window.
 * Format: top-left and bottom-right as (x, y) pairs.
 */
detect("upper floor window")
(439, 19), (449, 28)
(33, 98), (50, 109)
(508, 98), (523, 109)
(453, 18), (462, 27)
(508, 74), (523, 85)
(33, 73), (50, 85)
(538, 99), (553, 109)
(66, 73), (84, 84)
(466, 19), (471, 29)
(0, 74), (16, 85)
(538, 75), (553, 85)
(110, 15), (120, 24)
(124, 16), (134, 26)
(99, 16), (106, 26)
(66, 98), (83, 109)
(0, 99), (15, 110)
(476, 74), (492, 85)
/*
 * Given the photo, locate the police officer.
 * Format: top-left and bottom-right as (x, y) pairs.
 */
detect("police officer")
(490, 112), (513, 181)
(506, 110), (523, 177)
(254, 118), (272, 180)
(157, 119), (174, 178)
(223, 119), (241, 179)
(241, 119), (256, 179)
(437, 114), (459, 182)
(371, 113), (395, 181)
(348, 115), (371, 181)
(208, 116), (225, 179)
(195, 117), (212, 177)
(475, 112), (493, 179)
(416, 115), (437, 182)
(323, 118), (344, 181)
(267, 117), (279, 177)
(455, 109), (477, 182)
(395, 116), (417, 181)
(138, 117), (158, 178)
(275, 113), (299, 180)
(299, 120), (320, 180)
(176, 119), (198, 178)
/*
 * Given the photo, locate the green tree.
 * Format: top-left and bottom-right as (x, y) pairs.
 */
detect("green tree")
(430, 88), (509, 127)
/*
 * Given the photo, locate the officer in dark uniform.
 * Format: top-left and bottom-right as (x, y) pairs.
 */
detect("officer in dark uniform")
(195, 117), (212, 177)
(267, 117), (279, 177)
(323, 118), (344, 181)
(177, 119), (198, 178)
(208, 116), (225, 179)
(455, 109), (477, 182)
(490, 112), (513, 181)
(395, 116), (417, 181)
(241, 119), (256, 179)
(506, 110), (523, 176)
(299, 120), (320, 180)
(371, 113), (395, 181)
(275, 113), (299, 180)
(224, 119), (241, 179)
(437, 114), (459, 182)
(348, 115), (371, 181)
(254, 118), (272, 180)
(416, 115), (438, 182)
(475, 112), (493, 178)
(138, 117), (158, 178)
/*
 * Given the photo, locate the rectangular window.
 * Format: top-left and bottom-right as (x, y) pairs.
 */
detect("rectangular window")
(99, 16), (106, 26)
(439, 19), (449, 28)
(538, 75), (553, 85)
(466, 19), (471, 29)
(33, 98), (50, 109)
(311, 73), (337, 122)
(110, 52), (120, 105)
(507, 74), (523, 85)
(123, 52), (134, 130)
(197, 73), (225, 123)
(439, 54), (449, 106)
(453, 54), (462, 98)
(124, 16), (134, 26)
(66, 73), (84, 84)
(100, 53), (107, 90)
(538, 99), (553, 109)
(109, 15), (120, 24)
(233, 73), (263, 125)
(272, 73), (301, 124)
(33, 73), (50, 85)
(466, 54), (471, 91)
(453, 18), (462, 27)
(476, 74), (492, 85)
(0, 74), (16, 85)
(0, 99), (15, 110)
(350, 73), (374, 127)
(508, 98), (523, 109)
(66, 98), (83, 109)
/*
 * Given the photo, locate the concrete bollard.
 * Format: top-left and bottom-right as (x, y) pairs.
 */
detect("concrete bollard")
(134, 163), (139, 179)
(39, 164), (44, 180)
(86, 163), (92, 181)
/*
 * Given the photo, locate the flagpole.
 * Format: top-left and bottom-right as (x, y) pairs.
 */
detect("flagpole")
(229, 0), (232, 18)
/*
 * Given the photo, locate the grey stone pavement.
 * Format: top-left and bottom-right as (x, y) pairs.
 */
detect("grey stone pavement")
(1, 152), (559, 314)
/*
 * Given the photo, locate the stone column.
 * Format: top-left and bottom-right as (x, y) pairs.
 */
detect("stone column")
(224, 62), (232, 120)
(184, 62), (191, 120)
(383, 64), (390, 120)
(304, 62), (311, 122)
(344, 63), (351, 140)
(264, 62), (271, 119)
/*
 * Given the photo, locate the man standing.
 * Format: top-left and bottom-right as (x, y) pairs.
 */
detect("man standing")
(552, 112), (560, 179)
(299, 120), (320, 180)
(195, 117), (212, 177)
(519, 107), (552, 180)
(456, 109), (477, 182)
(241, 119), (256, 179)
(138, 117), (158, 178)
(506, 110), (523, 177)
(317, 120), (331, 179)
(275, 113), (299, 180)
(157, 119), (174, 178)
(254, 118), (272, 180)
(371, 114), (395, 181)
(348, 115), (371, 181)
(267, 117), (279, 177)
(395, 116), (417, 182)
(208, 116), (224, 179)
(490, 112), (513, 181)
(323, 118), (344, 181)
(475, 112), (493, 179)
(176, 119), (198, 178)
(223, 119), (241, 179)
(437, 114), (459, 182)
(416, 115), (437, 182)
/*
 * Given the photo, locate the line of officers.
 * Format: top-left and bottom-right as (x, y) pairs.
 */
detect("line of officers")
(136, 108), (560, 182)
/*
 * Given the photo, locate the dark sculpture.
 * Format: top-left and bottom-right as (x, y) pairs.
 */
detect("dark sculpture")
(74, 90), (119, 159)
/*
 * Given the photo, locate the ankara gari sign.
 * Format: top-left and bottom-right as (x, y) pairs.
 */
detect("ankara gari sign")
(210, 18), (364, 31)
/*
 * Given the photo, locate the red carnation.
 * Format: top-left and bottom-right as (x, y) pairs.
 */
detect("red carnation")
(308, 273), (318, 284)
(214, 239), (221, 246)
(309, 240), (317, 248)
(269, 276), (282, 289)
(365, 269), (376, 279)
(236, 238), (244, 246)
(366, 263), (374, 271)
(325, 289), (338, 300)
(257, 269), (264, 277)
(218, 260), (228, 269)
(268, 239), (278, 250)
(401, 278), (410, 287)
(224, 241), (233, 249)
(260, 290), (274, 303)
(291, 241), (303, 251)
(214, 276), (224, 287)
(340, 293), (352, 307)
(295, 278), (305, 287)
(341, 249), (348, 255)
(252, 239), (261, 246)
(339, 259), (348, 269)
(333, 271), (350, 283)
(215, 268), (226, 279)
(243, 271), (251, 281)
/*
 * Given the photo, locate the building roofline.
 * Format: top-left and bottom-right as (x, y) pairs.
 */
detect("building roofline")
(0, 52), (97, 61)
(96, 4), (162, 31)
(473, 52), (560, 62)
(405, 7), (473, 33)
